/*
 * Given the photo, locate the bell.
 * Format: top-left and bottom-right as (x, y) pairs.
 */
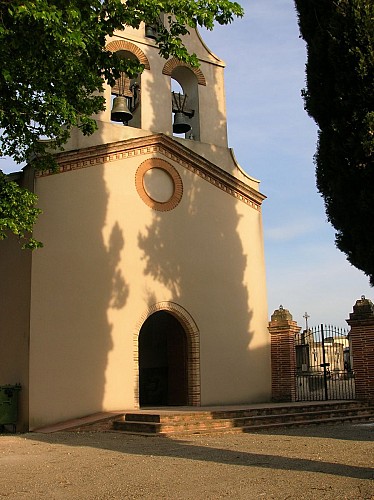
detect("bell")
(173, 112), (191, 134)
(145, 25), (157, 40)
(111, 96), (133, 123)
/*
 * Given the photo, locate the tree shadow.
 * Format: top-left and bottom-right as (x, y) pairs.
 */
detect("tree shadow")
(134, 33), (269, 404)
(24, 158), (129, 428)
(137, 168), (257, 400)
(24, 430), (374, 481)
(0, 142), (130, 430)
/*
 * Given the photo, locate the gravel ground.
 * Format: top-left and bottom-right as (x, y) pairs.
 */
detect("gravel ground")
(0, 422), (373, 499)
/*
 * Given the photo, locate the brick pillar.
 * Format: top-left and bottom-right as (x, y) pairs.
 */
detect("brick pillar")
(346, 295), (374, 403)
(268, 306), (301, 402)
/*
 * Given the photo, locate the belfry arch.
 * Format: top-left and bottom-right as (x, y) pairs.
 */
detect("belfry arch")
(105, 41), (151, 70)
(162, 58), (206, 85)
(134, 302), (200, 407)
(163, 59), (206, 141)
(105, 41), (151, 129)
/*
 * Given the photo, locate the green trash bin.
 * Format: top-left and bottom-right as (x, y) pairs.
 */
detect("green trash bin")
(0, 385), (21, 432)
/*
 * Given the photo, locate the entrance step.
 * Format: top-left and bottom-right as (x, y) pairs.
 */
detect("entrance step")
(112, 401), (374, 436)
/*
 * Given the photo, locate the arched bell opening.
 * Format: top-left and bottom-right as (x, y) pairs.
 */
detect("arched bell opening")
(171, 67), (200, 141)
(110, 50), (141, 129)
(138, 311), (188, 406)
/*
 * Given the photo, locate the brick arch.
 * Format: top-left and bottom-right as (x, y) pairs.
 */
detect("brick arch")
(162, 58), (206, 86)
(134, 302), (201, 407)
(105, 40), (150, 70)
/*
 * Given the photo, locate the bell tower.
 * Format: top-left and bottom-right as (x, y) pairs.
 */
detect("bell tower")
(64, 21), (234, 167)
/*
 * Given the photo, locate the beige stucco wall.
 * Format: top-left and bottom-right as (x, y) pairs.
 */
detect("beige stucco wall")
(0, 236), (31, 432)
(27, 140), (270, 429)
(0, 171), (34, 431)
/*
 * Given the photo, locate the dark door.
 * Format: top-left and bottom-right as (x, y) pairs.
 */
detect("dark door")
(138, 311), (188, 406)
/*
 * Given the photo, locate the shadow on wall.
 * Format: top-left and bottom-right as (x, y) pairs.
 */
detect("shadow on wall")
(28, 138), (130, 427)
(136, 64), (260, 402)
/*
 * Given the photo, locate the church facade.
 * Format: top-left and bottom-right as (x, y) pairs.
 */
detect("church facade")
(0, 22), (271, 431)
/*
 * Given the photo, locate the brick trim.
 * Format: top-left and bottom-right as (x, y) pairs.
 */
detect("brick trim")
(105, 40), (151, 70)
(133, 302), (201, 407)
(135, 158), (183, 211)
(162, 58), (206, 86)
(36, 134), (266, 211)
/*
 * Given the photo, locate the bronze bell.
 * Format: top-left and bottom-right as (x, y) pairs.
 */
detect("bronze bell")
(145, 25), (157, 40)
(111, 96), (133, 123)
(173, 111), (191, 134)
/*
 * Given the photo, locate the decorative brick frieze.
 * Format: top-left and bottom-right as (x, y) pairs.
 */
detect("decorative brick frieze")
(36, 134), (265, 211)
(134, 302), (201, 407)
(268, 306), (300, 402)
(347, 296), (374, 403)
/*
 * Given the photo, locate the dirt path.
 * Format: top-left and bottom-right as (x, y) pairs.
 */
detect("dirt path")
(1, 422), (373, 499)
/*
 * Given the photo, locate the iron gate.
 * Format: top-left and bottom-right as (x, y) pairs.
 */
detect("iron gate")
(295, 325), (355, 401)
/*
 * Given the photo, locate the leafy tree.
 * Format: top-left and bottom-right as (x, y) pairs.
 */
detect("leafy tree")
(0, 171), (41, 248)
(0, 0), (243, 248)
(294, 0), (374, 284)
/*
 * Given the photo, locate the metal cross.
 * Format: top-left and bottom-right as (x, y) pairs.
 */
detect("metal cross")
(303, 312), (310, 331)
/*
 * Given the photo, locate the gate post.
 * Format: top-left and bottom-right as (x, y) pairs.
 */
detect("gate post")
(268, 306), (301, 402)
(346, 296), (374, 403)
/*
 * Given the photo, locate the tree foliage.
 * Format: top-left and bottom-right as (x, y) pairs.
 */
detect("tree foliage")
(294, 0), (374, 284)
(0, 171), (42, 248)
(0, 0), (243, 247)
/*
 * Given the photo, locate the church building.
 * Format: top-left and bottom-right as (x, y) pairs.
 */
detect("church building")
(0, 21), (271, 431)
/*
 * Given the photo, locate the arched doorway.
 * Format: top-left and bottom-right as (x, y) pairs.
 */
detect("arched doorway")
(138, 311), (188, 406)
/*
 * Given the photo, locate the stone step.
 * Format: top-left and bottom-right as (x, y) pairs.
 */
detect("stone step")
(212, 401), (369, 420)
(123, 411), (214, 423)
(114, 413), (374, 437)
(112, 403), (374, 436)
(113, 418), (232, 434)
(120, 401), (370, 424)
(231, 407), (374, 427)
(240, 413), (374, 432)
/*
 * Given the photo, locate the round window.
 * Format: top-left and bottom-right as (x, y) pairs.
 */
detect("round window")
(143, 168), (175, 203)
(135, 158), (183, 212)
(135, 159), (183, 211)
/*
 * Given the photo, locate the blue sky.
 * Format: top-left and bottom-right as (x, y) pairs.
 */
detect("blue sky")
(1, 0), (372, 328)
(202, 0), (372, 328)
